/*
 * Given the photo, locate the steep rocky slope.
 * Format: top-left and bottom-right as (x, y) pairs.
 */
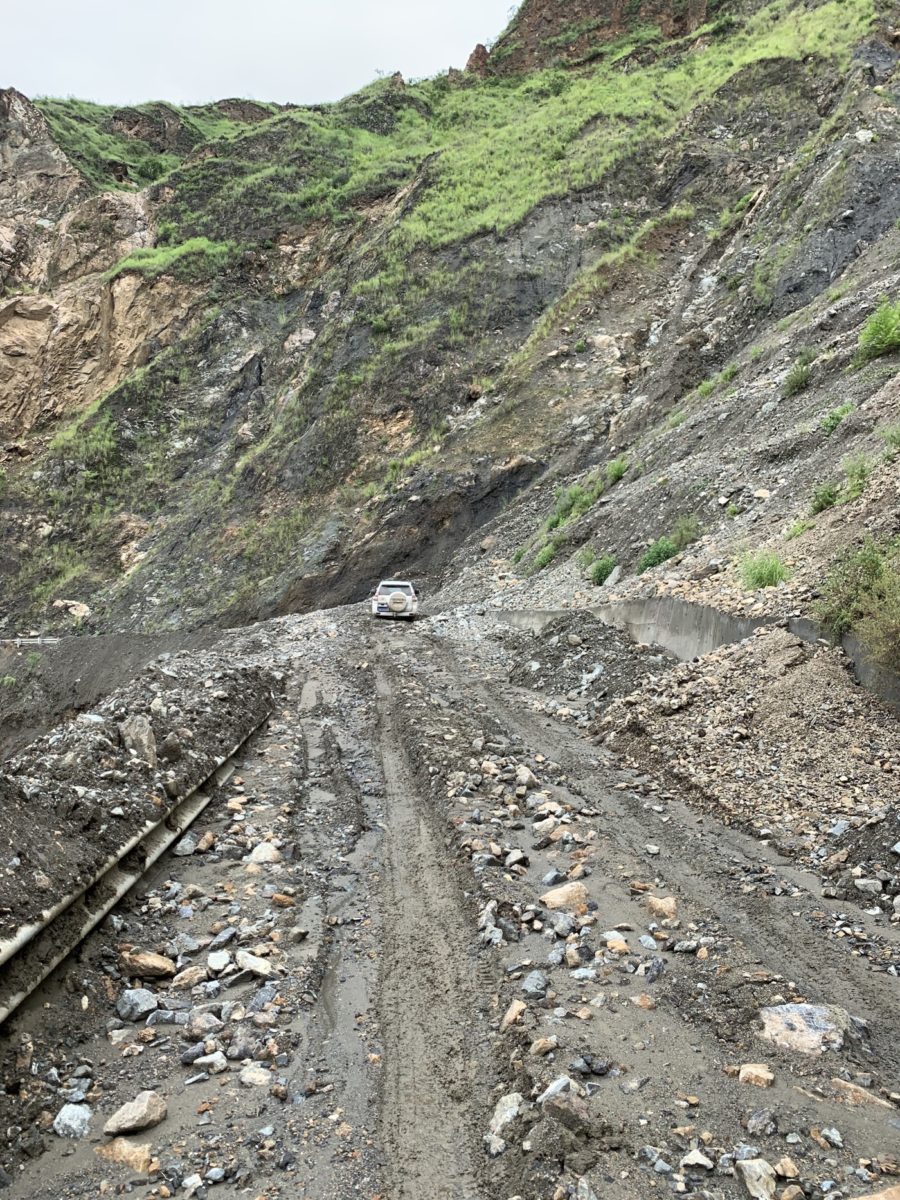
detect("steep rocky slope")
(0, 0), (897, 676)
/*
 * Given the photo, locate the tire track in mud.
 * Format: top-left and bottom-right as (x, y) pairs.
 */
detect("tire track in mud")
(373, 660), (484, 1200)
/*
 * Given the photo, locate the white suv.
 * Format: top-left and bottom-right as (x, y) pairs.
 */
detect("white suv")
(371, 580), (419, 619)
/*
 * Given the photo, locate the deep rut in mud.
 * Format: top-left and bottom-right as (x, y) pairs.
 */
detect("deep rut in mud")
(374, 661), (486, 1200)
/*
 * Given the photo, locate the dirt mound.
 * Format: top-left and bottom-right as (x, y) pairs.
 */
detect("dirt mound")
(600, 626), (900, 899)
(506, 613), (674, 707)
(0, 653), (277, 944)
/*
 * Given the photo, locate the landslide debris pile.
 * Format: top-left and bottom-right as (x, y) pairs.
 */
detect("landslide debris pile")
(505, 612), (674, 706)
(600, 626), (900, 909)
(0, 653), (277, 943)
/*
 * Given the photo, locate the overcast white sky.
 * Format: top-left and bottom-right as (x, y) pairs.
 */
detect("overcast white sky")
(3, 0), (519, 106)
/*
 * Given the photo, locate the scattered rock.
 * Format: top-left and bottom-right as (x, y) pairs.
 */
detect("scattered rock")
(120, 949), (176, 979)
(103, 1091), (167, 1136)
(540, 881), (588, 911)
(759, 1003), (852, 1054)
(53, 1104), (92, 1139)
(235, 949), (276, 978)
(116, 988), (159, 1022)
(734, 1157), (777, 1199)
(95, 1139), (155, 1173)
(739, 1063), (775, 1088)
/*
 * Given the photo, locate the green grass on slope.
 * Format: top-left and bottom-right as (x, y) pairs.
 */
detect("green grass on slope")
(35, 97), (280, 190)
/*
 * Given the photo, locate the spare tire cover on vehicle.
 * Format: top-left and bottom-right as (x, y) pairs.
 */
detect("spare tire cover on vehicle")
(388, 591), (408, 612)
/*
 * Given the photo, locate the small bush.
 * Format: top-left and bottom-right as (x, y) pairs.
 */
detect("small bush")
(671, 513), (700, 550)
(810, 482), (839, 513)
(574, 339), (587, 353)
(534, 541), (557, 570)
(783, 361), (810, 397)
(842, 454), (870, 502)
(816, 537), (900, 669)
(605, 457), (628, 486)
(856, 299), (900, 363)
(880, 424), (900, 456)
(740, 550), (789, 589)
(512, 546), (526, 564)
(0, 675), (15, 689)
(637, 536), (678, 574)
(821, 402), (853, 434)
(589, 554), (617, 586)
(576, 546), (596, 568)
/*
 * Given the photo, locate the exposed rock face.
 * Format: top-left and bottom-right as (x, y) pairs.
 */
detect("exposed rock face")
(486, 0), (710, 74)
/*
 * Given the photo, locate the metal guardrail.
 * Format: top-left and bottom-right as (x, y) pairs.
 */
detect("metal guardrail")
(0, 637), (61, 647)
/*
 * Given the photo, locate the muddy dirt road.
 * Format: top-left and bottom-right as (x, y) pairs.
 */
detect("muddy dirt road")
(0, 607), (898, 1200)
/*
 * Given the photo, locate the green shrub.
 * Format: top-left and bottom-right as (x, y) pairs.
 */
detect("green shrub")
(0, 675), (15, 689)
(671, 514), (700, 550)
(842, 454), (870, 501)
(576, 546), (597, 568)
(574, 339), (587, 352)
(810, 482), (839, 513)
(783, 361), (810, 397)
(816, 537), (900, 669)
(740, 550), (789, 589)
(637, 536), (678, 574)
(605, 457), (628, 486)
(821, 402), (853, 434)
(534, 541), (558, 570)
(589, 554), (617, 586)
(880, 424), (900, 456)
(856, 299), (900, 363)
(512, 546), (526, 564)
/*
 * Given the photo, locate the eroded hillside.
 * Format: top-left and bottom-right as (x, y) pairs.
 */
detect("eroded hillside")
(0, 0), (897, 674)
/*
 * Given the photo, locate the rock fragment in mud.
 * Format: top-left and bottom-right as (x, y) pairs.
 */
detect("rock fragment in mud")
(53, 1103), (92, 1139)
(739, 1063), (775, 1088)
(235, 949), (276, 978)
(95, 1138), (155, 1173)
(239, 1065), (272, 1087)
(734, 1158), (777, 1199)
(104, 1090), (167, 1135)
(540, 881), (588, 911)
(759, 1003), (853, 1053)
(120, 948), (176, 978)
(116, 987), (158, 1021)
(119, 714), (157, 767)
(485, 1092), (524, 1156)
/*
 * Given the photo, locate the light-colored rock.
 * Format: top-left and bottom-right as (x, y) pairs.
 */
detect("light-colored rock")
(194, 1051), (228, 1074)
(774, 1157), (799, 1179)
(484, 1092), (524, 1156)
(734, 1158), (777, 1199)
(118, 714), (157, 767)
(759, 1003), (851, 1054)
(239, 1066), (272, 1088)
(95, 1138), (155, 1173)
(529, 1036), (559, 1056)
(103, 1091), (167, 1136)
(235, 949), (276, 978)
(861, 1187), (900, 1199)
(500, 999), (527, 1032)
(248, 842), (282, 864)
(739, 1063), (775, 1088)
(540, 881), (588, 911)
(207, 950), (232, 974)
(830, 1077), (895, 1108)
(53, 1103), (92, 1139)
(515, 764), (539, 790)
(681, 1149), (714, 1170)
(120, 949), (175, 979)
(646, 895), (678, 921)
(171, 964), (208, 989)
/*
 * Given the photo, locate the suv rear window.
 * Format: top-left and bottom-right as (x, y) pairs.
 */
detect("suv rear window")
(377, 582), (413, 595)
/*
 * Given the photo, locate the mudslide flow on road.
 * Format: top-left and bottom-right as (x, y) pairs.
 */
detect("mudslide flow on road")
(0, 607), (898, 1200)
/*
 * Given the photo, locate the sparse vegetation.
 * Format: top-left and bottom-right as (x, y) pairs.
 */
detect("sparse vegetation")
(821, 402), (854, 434)
(671, 514), (701, 550)
(817, 537), (900, 669)
(740, 550), (789, 589)
(605, 457), (628, 486)
(106, 237), (236, 282)
(0, 675), (16, 689)
(786, 518), (814, 540)
(588, 554), (617, 586)
(637, 536), (678, 574)
(810, 481), (840, 513)
(842, 454), (871, 502)
(783, 361), (810, 397)
(856, 299), (900, 364)
(880, 424), (900, 457)
(534, 541), (558, 571)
